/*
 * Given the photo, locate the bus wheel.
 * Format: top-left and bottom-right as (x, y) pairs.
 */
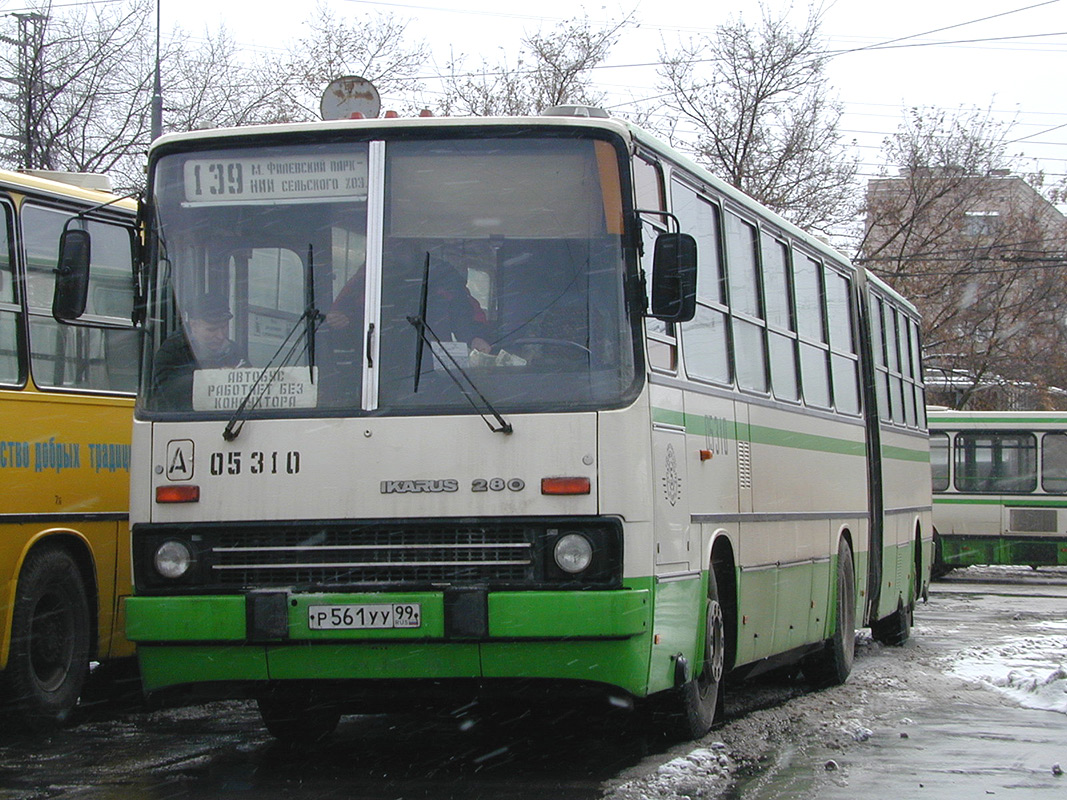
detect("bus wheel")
(671, 569), (726, 739)
(871, 598), (911, 646)
(257, 691), (341, 743)
(802, 539), (855, 688)
(3, 547), (91, 731)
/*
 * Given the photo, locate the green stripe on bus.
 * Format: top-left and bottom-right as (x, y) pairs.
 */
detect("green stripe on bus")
(934, 496), (1067, 507)
(881, 444), (930, 463)
(652, 407), (925, 461)
(931, 416), (1067, 425)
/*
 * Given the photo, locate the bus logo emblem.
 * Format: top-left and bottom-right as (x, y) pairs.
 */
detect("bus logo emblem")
(166, 440), (195, 481)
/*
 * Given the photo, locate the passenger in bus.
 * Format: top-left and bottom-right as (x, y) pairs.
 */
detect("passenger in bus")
(151, 293), (247, 409)
(326, 257), (492, 354)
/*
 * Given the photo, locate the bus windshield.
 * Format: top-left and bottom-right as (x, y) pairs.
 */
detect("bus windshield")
(143, 134), (639, 417)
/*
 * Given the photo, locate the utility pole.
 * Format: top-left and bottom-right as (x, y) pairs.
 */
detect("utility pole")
(12, 12), (47, 169)
(0, 12), (49, 169)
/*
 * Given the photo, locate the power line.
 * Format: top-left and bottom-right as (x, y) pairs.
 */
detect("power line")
(826, 0), (1063, 56)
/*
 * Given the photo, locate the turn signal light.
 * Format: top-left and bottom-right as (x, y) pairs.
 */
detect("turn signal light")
(541, 477), (591, 495)
(156, 484), (200, 503)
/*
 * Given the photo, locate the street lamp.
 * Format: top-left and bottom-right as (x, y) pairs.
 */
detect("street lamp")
(151, 0), (162, 140)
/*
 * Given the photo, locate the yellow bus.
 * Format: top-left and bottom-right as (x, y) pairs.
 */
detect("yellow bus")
(0, 169), (138, 731)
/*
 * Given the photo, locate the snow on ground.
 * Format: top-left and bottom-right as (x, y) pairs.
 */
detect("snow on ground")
(608, 746), (735, 800)
(938, 565), (1067, 715)
(944, 621), (1067, 714)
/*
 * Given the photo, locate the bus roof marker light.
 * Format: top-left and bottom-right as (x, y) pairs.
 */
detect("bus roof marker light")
(541, 477), (591, 495)
(156, 484), (200, 503)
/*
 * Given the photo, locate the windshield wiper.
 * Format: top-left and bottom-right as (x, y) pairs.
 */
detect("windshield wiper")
(222, 305), (325, 441)
(222, 244), (324, 441)
(406, 253), (513, 435)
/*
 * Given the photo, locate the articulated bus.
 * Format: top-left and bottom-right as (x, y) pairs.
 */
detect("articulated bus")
(55, 108), (931, 740)
(929, 409), (1067, 570)
(1, 169), (138, 730)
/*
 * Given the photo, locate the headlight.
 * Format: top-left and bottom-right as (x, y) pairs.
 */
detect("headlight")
(154, 539), (193, 579)
(554, 533), (593, 574)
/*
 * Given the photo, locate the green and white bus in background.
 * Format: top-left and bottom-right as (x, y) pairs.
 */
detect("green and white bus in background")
(54, 106), (933, 741)
(929, 409), (1067, 570)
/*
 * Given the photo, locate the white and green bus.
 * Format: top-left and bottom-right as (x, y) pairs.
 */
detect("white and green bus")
(54, 107), (932, 741)
(929, 409), (1067, 570)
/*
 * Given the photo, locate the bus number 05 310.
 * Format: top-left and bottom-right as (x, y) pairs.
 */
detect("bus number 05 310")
(209, 450), (300, 476)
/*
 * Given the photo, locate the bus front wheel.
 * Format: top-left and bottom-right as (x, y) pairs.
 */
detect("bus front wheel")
(3, 546), (91, 731)
(668, 568), (726, 739)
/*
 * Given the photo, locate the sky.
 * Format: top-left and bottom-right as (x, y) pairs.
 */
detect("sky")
(9, 0), (1067, 186)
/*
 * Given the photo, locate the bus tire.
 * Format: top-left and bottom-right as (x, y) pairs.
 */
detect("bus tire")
(669, 568), (726, 739)
(258, 691), (341, 743)
(802, 539), (855, 688)
(871, 598), (911, 646)
(3, 546), (91, 731)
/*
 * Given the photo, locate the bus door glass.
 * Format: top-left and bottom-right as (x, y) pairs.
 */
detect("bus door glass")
(145, 143), (371, 412)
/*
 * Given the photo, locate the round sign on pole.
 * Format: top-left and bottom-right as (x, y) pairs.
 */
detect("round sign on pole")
(320, 76), (381, 120)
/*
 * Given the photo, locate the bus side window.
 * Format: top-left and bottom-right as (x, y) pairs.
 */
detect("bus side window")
(955, 432), (1037, 493)
(1041, 432), (1067, 493)
(639, 157), (675, 369)
(22, 204), (136, 393)
(794, 254), (830, 408)
(825, 268), (860, 415)
(931, 432), (950, 491)
(0, 202), (18, 384)
(909, 318), (927, 429)
(762, 235), (798, 402)
(724, 212), (766, 393)
(672, 179), (729, 385)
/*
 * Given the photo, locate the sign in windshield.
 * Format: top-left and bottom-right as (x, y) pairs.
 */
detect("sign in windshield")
(183, 155), (369, 205)
(192, 367), (319, 411)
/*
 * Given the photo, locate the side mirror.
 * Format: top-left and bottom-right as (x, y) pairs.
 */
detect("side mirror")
(53, 227), (91, 322)
(650, 232), (697, 323)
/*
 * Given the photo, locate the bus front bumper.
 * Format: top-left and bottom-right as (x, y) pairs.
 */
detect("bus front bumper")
(126, 587), (651, 694)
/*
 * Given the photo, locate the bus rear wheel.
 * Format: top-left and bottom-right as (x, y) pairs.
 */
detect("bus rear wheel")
(871, 598), (911, 646)
(802, 539), (855, 688)
(3, 546), (91, 731)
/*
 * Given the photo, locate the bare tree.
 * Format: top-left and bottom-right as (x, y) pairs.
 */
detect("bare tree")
(0, 1), (292, 190)
(861, 106), (1067, 409)
(436, 13), (631, 117)
(0, 0), (156, 183)
(657, 3), (857, 235)
(160, 26), (289, 132)
(258, 2), (427, 122)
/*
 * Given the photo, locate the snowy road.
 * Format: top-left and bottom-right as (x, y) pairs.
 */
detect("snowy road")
(1, 568), (1064, 799)
(609, 567), (1067, 799)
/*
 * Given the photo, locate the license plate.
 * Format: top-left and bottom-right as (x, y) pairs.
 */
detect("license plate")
(307, 603), (421, 630)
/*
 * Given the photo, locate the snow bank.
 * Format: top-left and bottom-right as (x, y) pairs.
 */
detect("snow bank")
(946, 624), (1067, 714)
(605, 745), (733, 799)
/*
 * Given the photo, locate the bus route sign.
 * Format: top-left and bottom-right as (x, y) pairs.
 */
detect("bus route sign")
(183, 155), (368, 205)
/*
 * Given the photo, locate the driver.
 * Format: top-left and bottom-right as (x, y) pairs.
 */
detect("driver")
(151, 293), (247, 409)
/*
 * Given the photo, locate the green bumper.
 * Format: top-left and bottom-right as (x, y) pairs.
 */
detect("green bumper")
(127, 587), (652, 694)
